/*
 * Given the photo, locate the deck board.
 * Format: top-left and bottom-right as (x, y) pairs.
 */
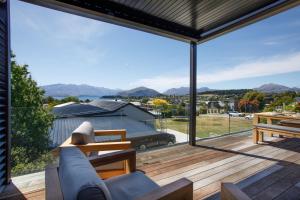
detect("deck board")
(3, 131), (300, 199)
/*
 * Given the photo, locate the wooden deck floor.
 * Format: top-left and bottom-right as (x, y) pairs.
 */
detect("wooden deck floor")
(137, 132), (300, 200)
(2, 131), (300, 199)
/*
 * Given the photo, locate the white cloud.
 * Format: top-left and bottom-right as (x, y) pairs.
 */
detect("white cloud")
(130, 52), (300, 92)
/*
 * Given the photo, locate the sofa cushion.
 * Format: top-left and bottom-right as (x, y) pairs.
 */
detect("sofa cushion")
(59, 147), (112, 200)
(105, 171), (159, 200)
(71, 121), (95, 145)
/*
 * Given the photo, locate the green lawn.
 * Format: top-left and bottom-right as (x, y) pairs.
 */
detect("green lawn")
(159, 115), (252, 138)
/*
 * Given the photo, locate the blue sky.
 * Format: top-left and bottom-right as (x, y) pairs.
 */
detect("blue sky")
(11, 1), (300, 92)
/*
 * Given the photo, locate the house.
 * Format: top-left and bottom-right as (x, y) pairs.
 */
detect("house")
(50, 100), (157, 146)
(205, 100), (235, 114)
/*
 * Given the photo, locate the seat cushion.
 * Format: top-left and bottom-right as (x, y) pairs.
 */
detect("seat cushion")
(71, 121), (95, 145)
(104, 171), (160, 200)
(59, 147), (112, 200)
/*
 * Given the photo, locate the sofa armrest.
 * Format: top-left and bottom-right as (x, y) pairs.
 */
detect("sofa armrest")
(94, 129), (127, 141)
(136, 178), (193, 200)
(45, 164), (63, 200)
(221, 183), (251, 200)
(89, 149), (136, 172)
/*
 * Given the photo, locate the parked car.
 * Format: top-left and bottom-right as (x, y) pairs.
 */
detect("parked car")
(245, 114), (254, 120)
(228, 111), (245, 117)
(129, 133), (176, 151)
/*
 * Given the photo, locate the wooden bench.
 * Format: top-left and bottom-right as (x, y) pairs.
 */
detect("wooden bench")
(253, 123), (300, 144)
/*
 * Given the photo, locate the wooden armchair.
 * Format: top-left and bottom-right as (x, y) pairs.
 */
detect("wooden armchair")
(52, 122), (132, 179)
(46, 148), (193, 200)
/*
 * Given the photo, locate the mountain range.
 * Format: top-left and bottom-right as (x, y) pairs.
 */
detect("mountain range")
(41, 83), (300, 98)
(41, 84), (121, 97)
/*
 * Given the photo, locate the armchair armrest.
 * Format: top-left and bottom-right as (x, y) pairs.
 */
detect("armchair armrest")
(221, 183), (251, 200)
(94, 129), (127, 141)
(67, 141), (131, 153)
(89, 148), (136, 172)
(136, 178), (193, 200)
(52, 141), (131, 156)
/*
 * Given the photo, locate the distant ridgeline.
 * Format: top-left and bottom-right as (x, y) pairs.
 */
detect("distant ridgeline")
(199, 89), (253, 95)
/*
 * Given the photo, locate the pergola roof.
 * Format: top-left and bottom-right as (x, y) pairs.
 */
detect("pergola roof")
(22, 0), (300, 43)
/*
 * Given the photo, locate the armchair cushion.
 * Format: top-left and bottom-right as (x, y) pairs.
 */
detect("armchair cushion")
(59, 147), (112, 200)
(104, 171), (159, 200)
(71, 121), (95, 145)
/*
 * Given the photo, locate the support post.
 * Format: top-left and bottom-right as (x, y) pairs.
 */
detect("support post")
(189, 41), (197, 146)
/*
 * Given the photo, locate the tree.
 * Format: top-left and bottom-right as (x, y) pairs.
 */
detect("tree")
(264, 91), (298, 112)
(238, 91), (265, 112)
(152, 98), (169, 107)
(11, 54), (54, 175)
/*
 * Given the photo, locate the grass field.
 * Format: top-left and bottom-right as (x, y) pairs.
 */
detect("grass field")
(159, 115), (252, 138)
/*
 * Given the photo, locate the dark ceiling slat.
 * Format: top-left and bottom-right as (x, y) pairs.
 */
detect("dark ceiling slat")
(199, 0), (276, 33)
(152, 1), (175, 17)
(143, 0), (157, 11)
(162, 0), (193, 24)
(146, 0), (168, 14)
(173, 0), (217, 28)
(196, 0), (252, 30)
(157, 0), (185, 19)
(140, 0), (154, 11)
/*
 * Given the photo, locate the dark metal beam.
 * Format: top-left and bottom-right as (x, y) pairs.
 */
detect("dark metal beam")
(189, 41), (197, 146)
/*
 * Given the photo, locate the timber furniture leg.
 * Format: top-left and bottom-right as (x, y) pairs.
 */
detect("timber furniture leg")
(258, 131), (264, 143)
(252, 128), (259, 144)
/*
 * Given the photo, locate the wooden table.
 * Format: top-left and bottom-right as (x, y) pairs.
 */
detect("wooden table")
(253, 113), (300, 125)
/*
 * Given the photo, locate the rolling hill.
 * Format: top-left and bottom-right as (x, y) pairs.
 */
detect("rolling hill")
(117, 87), (161, 97)
(254, 83), (300, 93)
(163, 87), (213, 95)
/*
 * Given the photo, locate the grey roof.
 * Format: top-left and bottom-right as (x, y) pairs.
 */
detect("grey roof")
(50, 116), (159, 147)
(22, 0), (300, 43)
(89, 100), (128, 111)
(53, 100), (128, 118)
(295, 97), (300, 103)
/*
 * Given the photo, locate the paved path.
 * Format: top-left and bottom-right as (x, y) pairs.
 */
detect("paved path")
(158, 128), (200, 143)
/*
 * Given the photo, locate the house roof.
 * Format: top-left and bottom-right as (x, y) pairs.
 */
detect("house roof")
(21, 0), (300, 43)
(50, 116), (160, 146)
(295, 97), (300, 103)
(89, 100), (127, 111)
(52, 100), (155, 118)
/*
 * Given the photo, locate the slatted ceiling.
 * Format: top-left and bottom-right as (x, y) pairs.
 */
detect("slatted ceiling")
(199, 0), (275, 33)
(22, 0), (300, 42)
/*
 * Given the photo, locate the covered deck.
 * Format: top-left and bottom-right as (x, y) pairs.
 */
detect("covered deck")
(3, 131), (300, 200)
